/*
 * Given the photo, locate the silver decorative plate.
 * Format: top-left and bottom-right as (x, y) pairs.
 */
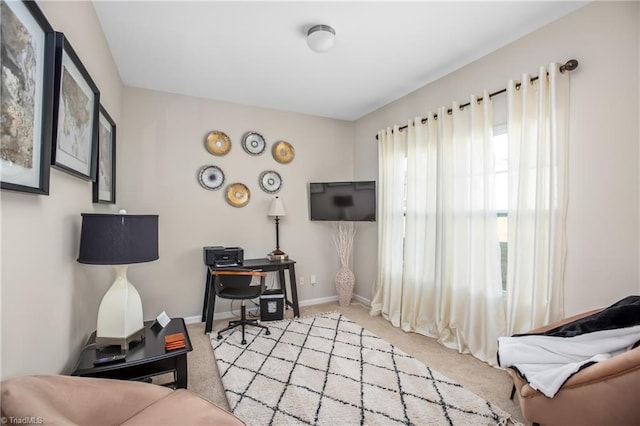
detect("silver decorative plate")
(242, 131), (266, 155)
(198, 165), (225, 190)
(259, 170), (282, 193)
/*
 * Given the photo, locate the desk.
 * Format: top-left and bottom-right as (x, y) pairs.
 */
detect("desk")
(202, 258), (299, 333)
(71, 318), (192, 388)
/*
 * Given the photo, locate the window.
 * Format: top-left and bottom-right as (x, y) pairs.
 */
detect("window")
(398, 127), (509, 290)
(493, 126), (508, 290)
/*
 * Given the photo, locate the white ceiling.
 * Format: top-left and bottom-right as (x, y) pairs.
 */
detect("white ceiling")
(93, 1), (587, 121)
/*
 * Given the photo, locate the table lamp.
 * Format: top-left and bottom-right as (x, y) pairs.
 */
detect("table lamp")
(78, 213), (159, 350)
(267, 196), (287, 256)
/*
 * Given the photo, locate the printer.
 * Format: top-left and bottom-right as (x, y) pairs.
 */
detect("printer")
(203, 246), (244, 267)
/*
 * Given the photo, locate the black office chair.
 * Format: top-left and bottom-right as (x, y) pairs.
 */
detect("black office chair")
(213, 269), (270, 344)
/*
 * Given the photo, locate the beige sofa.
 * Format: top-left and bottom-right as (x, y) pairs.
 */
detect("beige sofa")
(507, 308), (640, 426)
(0, 375), (244, 425)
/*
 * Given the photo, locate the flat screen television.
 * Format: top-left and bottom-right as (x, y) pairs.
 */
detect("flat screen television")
(308, 181), (376, 221)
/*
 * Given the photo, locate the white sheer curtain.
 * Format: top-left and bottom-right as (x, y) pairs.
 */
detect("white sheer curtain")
(505, 63), (570, 335)
(370, 125), (406, 327)
(372, 93), (506, 365)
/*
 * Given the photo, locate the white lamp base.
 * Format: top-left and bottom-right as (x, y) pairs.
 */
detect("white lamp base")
(96, 265), (145, 350)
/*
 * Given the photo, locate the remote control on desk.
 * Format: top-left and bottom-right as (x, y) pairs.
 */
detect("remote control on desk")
(93, 353), (126, 365)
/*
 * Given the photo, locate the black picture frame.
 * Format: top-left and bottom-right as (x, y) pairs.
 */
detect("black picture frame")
(51, 32), (99, 181)
(0, 0), (56, 195)
(93, 105), (116, 204)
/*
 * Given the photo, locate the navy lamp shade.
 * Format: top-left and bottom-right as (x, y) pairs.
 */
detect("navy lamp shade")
(78, 213), (159, 350)
(78, 214), (159, 265)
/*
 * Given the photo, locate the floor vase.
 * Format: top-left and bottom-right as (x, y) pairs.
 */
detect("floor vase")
(333, 222), (356, 307)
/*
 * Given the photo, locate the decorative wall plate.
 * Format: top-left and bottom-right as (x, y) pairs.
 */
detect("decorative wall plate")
(272, 140), (295, 164)
(259, 170), (282, 193)
(198, 165), (225, 190)
(242, 131), (266, 155)
(205, 131), (231, 156)
(226, 183), (250, 207)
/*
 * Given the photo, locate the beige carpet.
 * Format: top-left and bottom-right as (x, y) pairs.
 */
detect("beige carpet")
(185, 302), (525, 424)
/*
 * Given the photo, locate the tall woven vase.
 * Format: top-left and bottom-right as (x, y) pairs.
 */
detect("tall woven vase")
(335, 264), (355, 307)
(333, 222), (356, 307)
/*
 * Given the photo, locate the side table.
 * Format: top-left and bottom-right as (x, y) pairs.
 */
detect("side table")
(71, 317), (193, 388)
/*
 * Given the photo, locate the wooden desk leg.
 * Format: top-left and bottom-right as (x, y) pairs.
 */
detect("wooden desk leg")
(175, 354), (188, 389)
(202, 269), (211, 323)
(205, 282), (216, 334)
(288, 265), (300, 317)
(277, 269), (288, 309)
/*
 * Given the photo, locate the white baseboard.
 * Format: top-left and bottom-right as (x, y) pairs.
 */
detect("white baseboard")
(352, 293), (371, 307)
(184, 293), (371, 325)
(184, 311), (235, 325)
(184, 315), (202, 325)
(299, 295), (338, 307)
(298, 292), (371, 308)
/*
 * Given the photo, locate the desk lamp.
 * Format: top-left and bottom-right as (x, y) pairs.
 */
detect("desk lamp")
(78, 212), (158, 350)
(268, 196), (287, 256)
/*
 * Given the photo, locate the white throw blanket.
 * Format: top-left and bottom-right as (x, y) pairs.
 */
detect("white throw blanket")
(498, 325), (640, 397)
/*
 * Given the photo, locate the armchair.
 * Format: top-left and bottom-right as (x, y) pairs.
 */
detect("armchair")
(1, 375), (244, 425)
(505, 308), (640, 426)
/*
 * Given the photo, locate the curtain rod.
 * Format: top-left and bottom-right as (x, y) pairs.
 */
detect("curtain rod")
(375, 59), (579, 140)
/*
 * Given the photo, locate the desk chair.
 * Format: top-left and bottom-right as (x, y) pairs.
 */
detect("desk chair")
(213, 269), (270, 344)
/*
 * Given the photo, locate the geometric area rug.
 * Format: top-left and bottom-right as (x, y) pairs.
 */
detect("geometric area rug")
(211, 312), (519, 425)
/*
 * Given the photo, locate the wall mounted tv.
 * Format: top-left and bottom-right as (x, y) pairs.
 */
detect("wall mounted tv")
(308, 181), (376, 222)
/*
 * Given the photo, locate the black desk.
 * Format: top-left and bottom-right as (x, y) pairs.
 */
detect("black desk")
(202, 258), (299, 333)
(71, 318), (192, 388)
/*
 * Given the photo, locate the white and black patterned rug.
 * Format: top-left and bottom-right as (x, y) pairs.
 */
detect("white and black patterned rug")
(211, 312), (518, 425)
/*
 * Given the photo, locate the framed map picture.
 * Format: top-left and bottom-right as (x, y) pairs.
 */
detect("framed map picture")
(0, 0), (56, 194)
(93, 105), (116, 204)
(51, 32), (99, 181)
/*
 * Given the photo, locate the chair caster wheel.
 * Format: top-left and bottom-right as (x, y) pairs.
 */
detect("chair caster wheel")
(217, 334), (222, 340)
(266, 330), (271, 335)
(241, 340), (247, 345)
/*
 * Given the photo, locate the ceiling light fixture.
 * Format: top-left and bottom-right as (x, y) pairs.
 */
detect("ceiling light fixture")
(307, 24), (336, 53)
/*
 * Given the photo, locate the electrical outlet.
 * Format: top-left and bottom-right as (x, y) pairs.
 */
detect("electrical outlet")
(299, 277), (305, 286)
(310, 274), (317, 286)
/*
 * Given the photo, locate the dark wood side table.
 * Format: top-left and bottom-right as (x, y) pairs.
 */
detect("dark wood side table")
(71, 318), (193, 388)
(202, 257), (299, 333)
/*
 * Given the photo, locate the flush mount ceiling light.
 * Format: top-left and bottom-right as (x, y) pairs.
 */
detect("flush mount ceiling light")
(307, 24), (336, 53)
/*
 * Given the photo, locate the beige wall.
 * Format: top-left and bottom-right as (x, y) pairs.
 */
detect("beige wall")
(117, 88), (354, 322)
(2, 0), (638, 381)
(353, 1), (640, 316)
(1, 1), (123, 379)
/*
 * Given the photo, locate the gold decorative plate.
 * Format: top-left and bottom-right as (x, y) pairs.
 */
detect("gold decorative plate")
(205, 131), (231, 156)
(225, 183), (250, 207)
(272, 140), (295, 164)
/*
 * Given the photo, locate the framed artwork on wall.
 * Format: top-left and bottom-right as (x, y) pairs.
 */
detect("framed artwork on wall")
(51, 32), (100, 181)
(93, 105), (116, 203)
(0, 0), (56, 195)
